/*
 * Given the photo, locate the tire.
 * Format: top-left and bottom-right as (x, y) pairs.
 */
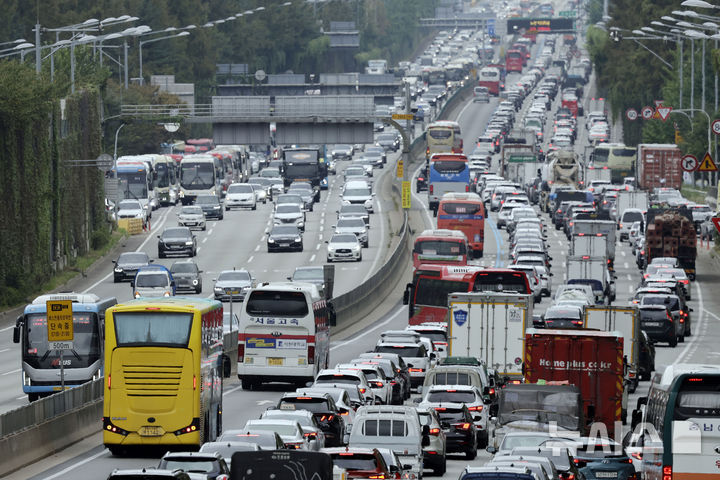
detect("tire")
(195, 286), (202, 294)
(219, 214), (224, 220)
(225, 206), (230, 211)
(465, 444), (477, 460)
(670, 336), (678, 348)
(478, 430), (489, 449)
(252, 204), (257, 210)
(107, 445), (124, 456)
(327, 258), (333, 263)
(113, 277), (120, 284)
(641, 370), (651, 381)
(202, 225), (206, 231)
(241, 378), (256, 390)
(357, 254), (362, 262)
(678, 334), (685, 343)
(433, 457), (447, 476)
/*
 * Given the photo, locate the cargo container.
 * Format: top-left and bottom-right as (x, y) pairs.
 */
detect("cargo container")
(636, 144), (683, 191)
(566, 255), (614, 304)
(644, 206), (697, 279)
(524, 328), (625, 437)
(447, 292), (532, 380)
(570, 233), (613, 270)
(584, 306), (641, 392)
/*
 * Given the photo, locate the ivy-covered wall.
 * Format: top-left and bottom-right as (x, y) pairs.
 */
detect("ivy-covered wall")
(0, 63), (105, 306)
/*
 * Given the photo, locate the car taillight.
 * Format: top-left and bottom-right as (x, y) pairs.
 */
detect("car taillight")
(663, 466), (672, 480)
(308, 345), (315, 364)
(631, 452), (642, 460)
(359, 388), (366, 393)
(409, 368), (424, 372)
(238, 342), (245, 363)
(429, 185), (433, 194)
(429, 427), (441, 435)
(454, 422), (471, 430)
(369, 475), (385, 479)
(466, 185), (470, 192)
(468, 405), (483, 412)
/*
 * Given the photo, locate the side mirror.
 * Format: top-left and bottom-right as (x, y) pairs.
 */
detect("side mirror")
(486, 446), (497, 454)
(286, 276), (292, 281)
(148, 259), (154, 263)
(13, 315), (22, 344)
(111, 260), (117, 264)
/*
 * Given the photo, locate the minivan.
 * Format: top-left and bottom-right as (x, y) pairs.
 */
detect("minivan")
(473, 86), (490, 103)
(131, 265), (176, 298)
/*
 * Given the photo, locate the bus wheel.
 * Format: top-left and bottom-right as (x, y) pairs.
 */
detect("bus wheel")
(28, 393), (39, 402)
(241, 378), (256, 390)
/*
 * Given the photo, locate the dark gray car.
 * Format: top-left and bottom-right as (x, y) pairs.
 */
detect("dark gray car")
(113, 252), (153, 283)
(195, 194), (224, 220)
(267, 225), (304, 252)
(170, 261), (202, 294)
(214, 269), (255, 302)
(158, 227), (197, 258)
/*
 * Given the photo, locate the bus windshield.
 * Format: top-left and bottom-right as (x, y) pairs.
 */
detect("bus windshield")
(429, 129), (453, 140)
(180, 163), (215, 189)
(473, 273), (529, 294)
(118, 172), (148, 199)
(155, 163), (170, 188)
(25, 313), (100, 368)
(113, 312), (193, 347)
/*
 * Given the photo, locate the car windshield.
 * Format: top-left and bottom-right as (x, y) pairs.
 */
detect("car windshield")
(118, 200), (142, 210)
(375, 345), (423, 357)
(181, 206), (203, 215)
(337, 219), (365, 229)
(162, 228), (190, 239)
(272, 226), (300, 235)
(135, 273), (169, 287)
(331, 234), (358, 244)
(427, 390), (476, 403)
(278, 398), (329, 413)
(344, 188), (371, 197)
(500, 434), (552, 451)
(245, 423), (298, 436)
(218, 271), (251, 282)
(228, 184), (253, 194)
(331, 454), (377, 471)
(276, 205), (301, 214)
(118, 253), (148, 264)
(196, 195), (219, 205)
(162, 459), (214, 473)
(346, 167), (366, 176)
(171, 263), (197, 274)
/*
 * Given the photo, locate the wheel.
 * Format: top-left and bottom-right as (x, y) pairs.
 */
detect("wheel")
(252, 204), (257, 210)
(357, 254), (362, 262)
(465, 444), (477, 460)
(107, 445), (124, 456)
(327, 257), (333, 263)
(225, 206), (230, 211)
(478, 430), (489, 448)
(192, 248), (197, 257)
(678, 334), (685, 343)
(298, 244), (304, 252)
(433, 457), (447, 476)
(363, 241), (369, 248)
(641, 370), (651, 381)
(670, 336), (678, 348)
(195, 286), (202, 294)
(241, 378), (256, 390)
(202, 225), (206, 231)
(219, 214), (224, 220)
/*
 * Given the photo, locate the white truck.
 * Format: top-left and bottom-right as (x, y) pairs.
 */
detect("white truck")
(570, 233), (613, 270)
(447, 292), (532, 381)
(566, 255), (615, 304)
(584, 305), (641, 395)
(570, 219), (616, 267)
(616, 191), (649, 215)
(583, 165), (611, 186)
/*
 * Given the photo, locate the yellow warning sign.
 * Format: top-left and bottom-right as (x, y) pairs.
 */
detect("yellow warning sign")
(401, 181), (411, 209)
(47, 300), (73, 342)
(396, 159), (404, 179)
(698, 152), (718, 172)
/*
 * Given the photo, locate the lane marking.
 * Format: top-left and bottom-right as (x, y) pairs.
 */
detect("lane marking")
(330, 303), (405, 352)
(310, 254), (316, 262)
(42, 448), (109, 480)
(247, 256), (254, 263)
(2, 368), (21, 376)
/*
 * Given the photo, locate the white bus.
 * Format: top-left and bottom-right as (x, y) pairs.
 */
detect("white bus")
(237, 283), (331, 390)
(634, 364), (720, 480)
(178, 154), (222, 204)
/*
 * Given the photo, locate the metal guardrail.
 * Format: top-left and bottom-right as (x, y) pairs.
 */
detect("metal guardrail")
(0, 378), (103, 436)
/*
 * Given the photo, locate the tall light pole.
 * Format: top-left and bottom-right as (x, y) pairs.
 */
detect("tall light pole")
(684, 29), (709, 114)
(138, 31), (190, 85)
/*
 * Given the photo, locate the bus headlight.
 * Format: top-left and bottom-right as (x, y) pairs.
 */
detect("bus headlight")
(163, 292), (171, 297)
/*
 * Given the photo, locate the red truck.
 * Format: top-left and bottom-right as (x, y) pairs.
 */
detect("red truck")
(636, 144), (683, 190)
(524, 329), (625, 438)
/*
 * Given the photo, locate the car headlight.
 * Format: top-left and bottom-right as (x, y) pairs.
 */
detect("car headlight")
(185, 241), (194, 246)
(214, 205), (220, 210)
(268, 238), (275, 243)
(179, 191), (185, 198)
(114, 267), (123, 273)
(214, 287), (223, 293)
(192, 279), (199, 286)
(134, 292), (141, 298)
(295, 236), (302, 242)
(163, 291), (171, 297)
(274, 219), (281, 225)
(364, 200), (372, 208)
(143, 205), (149, 211)
(243, 286), (251, 291)
(298, 221), (305, 227)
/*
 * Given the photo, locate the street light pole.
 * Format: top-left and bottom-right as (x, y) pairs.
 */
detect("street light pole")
(123, 39), (129, 89)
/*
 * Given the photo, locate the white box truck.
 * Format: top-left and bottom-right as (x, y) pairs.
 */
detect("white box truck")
(570, 233), (613, 269)
(447, 292), (532, 381)
(566, 255), (615, 304)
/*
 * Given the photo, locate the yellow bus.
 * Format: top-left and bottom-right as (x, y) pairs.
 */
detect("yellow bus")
(103, 297), (224, 455)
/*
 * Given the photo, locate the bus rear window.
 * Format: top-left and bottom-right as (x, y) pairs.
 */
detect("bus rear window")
(441, 202), (483, 215)
(674, 376), (720, 418)
(473, 273), (529, 294)
(414, 240), (466, 255)
(113, 312), (193, 347)
(429, 129), (452, 140)
(432, 161), (467, 174)
(246, 291), (309, 316)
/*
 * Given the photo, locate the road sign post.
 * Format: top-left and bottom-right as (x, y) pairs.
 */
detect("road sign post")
(47, 300), (73, 395)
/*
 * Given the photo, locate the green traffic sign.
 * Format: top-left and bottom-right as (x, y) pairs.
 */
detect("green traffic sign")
(559, 10), (577, 18)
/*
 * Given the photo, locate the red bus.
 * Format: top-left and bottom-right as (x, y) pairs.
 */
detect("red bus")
(437, 192), (485, 259)
(505, 49), (524, 73)
(403, 265), (532, 325)
(412, 229), (468, 269)
(478, 67), (501, 96)
(512, 43), (530, 64)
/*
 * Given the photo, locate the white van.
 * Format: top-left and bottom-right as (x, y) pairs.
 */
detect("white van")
(237, 282), (331, 390)
(349, 405), (428, 478)
(131, 265), (175, 298)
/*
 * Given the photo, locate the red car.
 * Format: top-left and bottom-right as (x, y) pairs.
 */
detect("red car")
(323, 447), (392, 480)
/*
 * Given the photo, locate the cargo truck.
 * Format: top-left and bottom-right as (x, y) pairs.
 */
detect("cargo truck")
(584, 305), (641, 393)
(566, 255), (615, 304)
(568, 219), (616, 263)
(616, 191), (649, 217)
(447, 292), (532, 381)
(539, 150), (581, 212)
(582, 165), (611, 188)
(524, 328), (626, 437)
(570, 233), (612, 270)
(644, 206), (697, 278)
(636, 144), (683, 191)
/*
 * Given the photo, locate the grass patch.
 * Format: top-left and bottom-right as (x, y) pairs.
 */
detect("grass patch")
(681, 185), (709, 204)
(1, 229), (126, 309)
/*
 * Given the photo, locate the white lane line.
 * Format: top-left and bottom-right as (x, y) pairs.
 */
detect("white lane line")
(202, 237), (208, 243)
(197, 247), (202, 253)
(316, 244), (321, 251)
(674, 281), (707, 365)
(0, 326), (13, 333)
(2, 368), (21, 376)
(42, 448), (109, 479)
(255, 245), (260, 252)
(624, 262), (628, 269)
(16, 395), (25, 400)
(247, 256), (254, 263)
(330, 303), (405, 352)
(627, 274), (632, 281)
(621, 250), (626, 257)
(208, 228), (214, 235)
(81, 206), (174, 294)
(0, 348), (9, 353)
(363, 200), (385, 283)
(310, 254), (316, 262)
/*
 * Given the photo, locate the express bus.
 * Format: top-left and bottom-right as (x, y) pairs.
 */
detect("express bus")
(478, 67), (501, 96)
(437, 192), (486, 258)
(412, 229), (469, 269)
(185, 138), (214, 153)
(590, 143), (637, 184)
(147, 154), (178, 206)
(116, 157), (156, 215)
(505, 49), (524, 73)
(427, 153), (471, 214)
(178, 154), (223, 204)
(13, 293), (117, 402)
(635, 364), (720, 480)
(426, 121), (463, 160)
(103, 297), (224, 453)
(237, 283), (331, 390)
(403, 265), (532, 325)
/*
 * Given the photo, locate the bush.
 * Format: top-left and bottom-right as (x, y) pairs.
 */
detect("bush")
(91, 228), (111, 250)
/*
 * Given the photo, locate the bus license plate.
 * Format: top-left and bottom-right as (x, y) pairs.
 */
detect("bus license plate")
(139, 426), (164, 437)
(268, 357), (283, 366)
(595, 473), (617, 478)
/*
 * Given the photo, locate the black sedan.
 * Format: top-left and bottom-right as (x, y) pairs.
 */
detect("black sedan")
(158, 227), (197, 258)
(416, 166), (428, 192)
(170, 261), (202, 294)
(267, 225), (303, 252)
(195, 194), (224, 220)
(434, 404), (478, 459)
(112, 252), (153, 283)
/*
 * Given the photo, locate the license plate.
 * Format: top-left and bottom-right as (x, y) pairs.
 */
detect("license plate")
(643, 322), (661, 327)
(268, 357), (283, 366)
(138, 426), (164, 437)
(595, 472), (617, 478)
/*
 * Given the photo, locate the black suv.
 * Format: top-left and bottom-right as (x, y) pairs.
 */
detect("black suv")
(158, 451), (230, 480)
(195, 194), (224, 220)
(169, 261), (202, 294)
(112, 252), (153, 282)
(434, 404), (478, 459)
(158, 227), (197, 258)
(277, 391), (346, 447)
